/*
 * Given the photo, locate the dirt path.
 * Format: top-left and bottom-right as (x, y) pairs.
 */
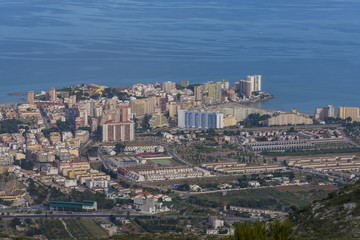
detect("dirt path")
(60, 218), (75, 239)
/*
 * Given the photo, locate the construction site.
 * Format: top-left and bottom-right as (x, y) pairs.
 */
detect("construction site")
(0, 175), (28, 206)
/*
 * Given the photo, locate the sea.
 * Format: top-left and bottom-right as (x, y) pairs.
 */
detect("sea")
(0, 0), (360, 113)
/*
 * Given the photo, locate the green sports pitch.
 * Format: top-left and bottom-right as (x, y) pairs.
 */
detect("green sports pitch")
(150, 159), (172, 165)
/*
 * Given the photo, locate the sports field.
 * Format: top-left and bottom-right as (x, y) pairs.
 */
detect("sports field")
(150, 159), (172, 166)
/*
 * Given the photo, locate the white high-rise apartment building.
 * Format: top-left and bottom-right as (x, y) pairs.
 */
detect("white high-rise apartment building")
(160, 81), (176, 93)
(247, 75), (262, 93)
(315, 105), (335, 121)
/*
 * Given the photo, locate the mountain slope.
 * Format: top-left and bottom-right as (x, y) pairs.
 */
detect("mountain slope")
(289, 181), (360, 239)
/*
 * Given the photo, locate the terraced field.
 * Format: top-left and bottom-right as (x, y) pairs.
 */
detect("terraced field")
(187, 186), (334, 211)
(64, 218), (108, 239)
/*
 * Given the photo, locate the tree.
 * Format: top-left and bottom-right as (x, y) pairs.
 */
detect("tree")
(109, 215), (116, 224)
(289, 172), (295, 181)
(94, 126), (102, 141)
(207, 128), (217, 137)
(10, 217), (21, 228)
(241, 113), (271, 128)
(56, 120), (73, 132)
(115, 143), (126, 154)
(177, 183), (190, 191)
(288, 127), (296, 133)
(268, 219), (296, 240)
(25, 218), (33, 225)
(102, 88), (117, 98)
(117, 92), (129, 101)
(234, 221), (267, 240)
(142, 114), (151, 130)
(0, 119), (20, 133)
(232, 219), (298, 240)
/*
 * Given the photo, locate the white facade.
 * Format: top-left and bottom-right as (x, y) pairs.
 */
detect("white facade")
(124, 144), (164, 153)
(125, 167), (210, 182)
(62, 131), (73, 142)
(315, 105), (334, 121)
(265, 113), (313, 126)
(64, 179), (77, 187)
(209, 217), (224, 229)
(247, 75), (262, 92)
(160, 81), (176, 93)
(102, 121), (135, 142)
(134, 197), (169, 214)
(86, 178), (109, 189)
(248, 181), (260, 187)
(43, 166), (59, 175)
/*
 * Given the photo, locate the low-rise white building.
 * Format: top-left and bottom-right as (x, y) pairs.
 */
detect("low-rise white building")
(133, 197), (169, 214)
(248, 181), (260, 187)
(209, 216), (224, 229)
(43, 166), (59, 175)
(86, 178), (109, 189)
(64, 179), (77, 188)
(124, 144), (164, 153)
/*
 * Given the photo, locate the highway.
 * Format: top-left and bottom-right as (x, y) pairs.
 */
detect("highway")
(342, 129), (360, 148)
(177, 183), (313, 198)
(0, 213), (261, 225)
(166, 147), (193, 167)
(290, 166), (345, 182)
(0, 213), (137, 219)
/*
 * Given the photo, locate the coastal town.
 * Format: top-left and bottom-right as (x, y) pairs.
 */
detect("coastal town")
(1, 76), (360, 238)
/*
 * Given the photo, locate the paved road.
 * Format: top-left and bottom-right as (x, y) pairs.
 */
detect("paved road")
(0, 213), (138, 219)
(342, 131), (360, 148)
(177, 183), (319, 198)
(167, 147), (193, 167)
(290, 167), (345, 182)
(98, 150), (114, 171)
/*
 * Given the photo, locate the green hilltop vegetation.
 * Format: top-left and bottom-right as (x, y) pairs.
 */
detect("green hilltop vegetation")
(3, 183), (360, 239)
(289, 180), (360, 239)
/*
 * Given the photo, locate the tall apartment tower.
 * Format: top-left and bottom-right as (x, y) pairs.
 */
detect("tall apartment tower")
(247, 75), (262, 92)
(120, 106), (130, 122)
(178, 109), (224, 129)
(50, 88), (56, 102)
(130, 97), (156, 117)
(338, 106), (360, 122)
(91, 118), (98, 132)
(28, 91), (34, 105)
(70, 95), (76, 104)
(327, 105), (334, 118)
(314, 104), (335, 121)
(160, 81), (176, 93)
(194, 85), (203, 101)
(102, 120), (135, 142)
(168, 101), (179, 118)
(220, 79), (229, 90)
(68, 95), (77, 108)
(239, 80), (252, 98)
(208, 81), (222, 103)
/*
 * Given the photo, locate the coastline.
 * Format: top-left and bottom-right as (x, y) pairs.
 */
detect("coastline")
(244, 93), (274, 104)
(0, 89), (278, 113)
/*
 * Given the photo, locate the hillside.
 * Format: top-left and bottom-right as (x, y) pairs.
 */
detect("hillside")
(289, 181), (360, 239)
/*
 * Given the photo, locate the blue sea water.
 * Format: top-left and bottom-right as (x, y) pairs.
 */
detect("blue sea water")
(0, 0), (360, 113)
